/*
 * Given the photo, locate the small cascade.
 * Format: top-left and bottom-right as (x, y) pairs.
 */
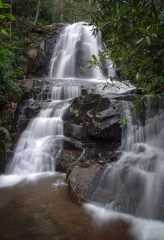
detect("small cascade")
(6, 22), (106, 175)
(6, 89), (69, 174)
(91, 99), (164, 221)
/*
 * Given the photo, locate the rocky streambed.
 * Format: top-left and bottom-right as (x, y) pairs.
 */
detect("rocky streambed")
(59, 92), (128, 201)
(0, 79), (136, 204)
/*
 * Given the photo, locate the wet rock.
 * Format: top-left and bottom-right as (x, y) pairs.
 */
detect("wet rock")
(64, 93), (122, 142)
(19, 78), (33, 97)
(67, 163), (105, 202)
(0, 108), (15, 171)
(0, 102), (17, 129)
(56, 137), (83, 172)
(56, 149), (82, 173)
(56, 135), (121, 174)
(0, 127), (11, 141)
(67, 161), (145, 214)
(108, 93), (137, 101)
(64, 123), (88, 140)
(24, 104), (41, 119)
(28, 47), (38, 59)
(27, 38), (46, 77)
(27, 24), (66, 77)
(57, 147), (120, 174)
(0, 127), (13, 172)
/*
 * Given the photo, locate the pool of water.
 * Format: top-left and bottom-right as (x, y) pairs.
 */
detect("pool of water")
(0, 174), (135, 240)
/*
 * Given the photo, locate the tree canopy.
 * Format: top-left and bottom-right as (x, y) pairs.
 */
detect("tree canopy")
(90, 0), (164, 94)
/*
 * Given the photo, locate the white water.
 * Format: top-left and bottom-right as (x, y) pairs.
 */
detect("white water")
(85, 203), (164, 240)
(87, 99), (164, 238)
(118, 101), (164, 219)
(1, 22), (164, 239)
(4, 22), (107, 178)
(49, 22), (105, 79)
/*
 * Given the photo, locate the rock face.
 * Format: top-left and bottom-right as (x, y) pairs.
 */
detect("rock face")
(0, 102), (18, 172)
(0, 127), (13, 171)
(56, 136), (121, 174)
(56, 92), (123, 175)
(64, 94), (122, 141)
(64, 93), (145, 209)
(61, 93), (124, 202)
(27, 23), (66, 77)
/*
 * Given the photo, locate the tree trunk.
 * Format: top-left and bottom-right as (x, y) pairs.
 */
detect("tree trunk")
(34, 0), (41, 26)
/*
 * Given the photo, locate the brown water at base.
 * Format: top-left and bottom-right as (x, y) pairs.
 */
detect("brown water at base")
(0, 174), (134, 240)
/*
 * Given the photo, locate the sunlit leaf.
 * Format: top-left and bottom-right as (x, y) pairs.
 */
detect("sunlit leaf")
(146, 36), (151, 46)
(136, 38), (144, 44)
(1, 28), (9, 36)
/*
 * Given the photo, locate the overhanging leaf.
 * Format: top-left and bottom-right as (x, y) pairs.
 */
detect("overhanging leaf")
(1, 28), (9, 36)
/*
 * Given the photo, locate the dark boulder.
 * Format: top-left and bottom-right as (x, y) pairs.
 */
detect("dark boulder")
(56, 136), (121, 174)
(64, 94), (122, 142)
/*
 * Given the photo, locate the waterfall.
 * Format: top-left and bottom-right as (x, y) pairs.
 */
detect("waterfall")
(6, 22), (106, 175)
(49, 22), (105, 79)
(1, 21), (164, 240)
(119, 100), (164, 220)
(91, 99), (164, 221)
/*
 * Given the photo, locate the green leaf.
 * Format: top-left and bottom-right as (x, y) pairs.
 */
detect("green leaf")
(3, 13), (16, 21)
(136, 38), (144, 44)
(0, 0), (3, 8)
(1, 29), (9, 36)
(2, 3), (10, 8)
(136, 73), (140, 80)
(146, 25), (151, 31)
(92, 54), (98, 62)
(151, 33), (157, 38)
(146, 36), (151, 46)
(0, 14), (6, 19)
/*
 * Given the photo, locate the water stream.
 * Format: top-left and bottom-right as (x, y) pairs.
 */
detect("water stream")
(87, 99), (164, 240)
(0, 22), (164, 240)
(5, 22), (105, 175)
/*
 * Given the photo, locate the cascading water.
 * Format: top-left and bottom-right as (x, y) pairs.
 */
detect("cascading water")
(83, 98), (164, 240)
(49, 22), (105, 79)
(1, 21), (164, 240)
(5, 22), (106, 175)
(88, 98), (164, 229)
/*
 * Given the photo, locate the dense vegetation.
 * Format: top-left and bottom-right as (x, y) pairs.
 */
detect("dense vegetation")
(90, 0), (164, 94)
(0, 0), (22, 105)
(12, 0), (94, 25)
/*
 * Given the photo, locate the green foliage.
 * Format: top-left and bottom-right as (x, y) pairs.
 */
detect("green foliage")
(0, 42), (22, 105)
(0, 0), (15, 37)
(0, 1), (22, 106)
(90, 0), (164, 94)
(12, 0), (94, 24)
(118, 116), (129, 127)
